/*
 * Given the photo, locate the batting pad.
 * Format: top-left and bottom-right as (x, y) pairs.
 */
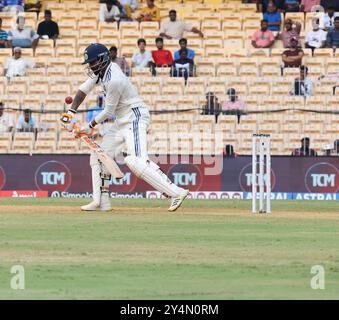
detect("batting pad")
(125, 156), (184, 198)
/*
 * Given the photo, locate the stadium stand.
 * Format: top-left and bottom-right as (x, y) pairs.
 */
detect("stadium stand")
(0, 0), (338, 156)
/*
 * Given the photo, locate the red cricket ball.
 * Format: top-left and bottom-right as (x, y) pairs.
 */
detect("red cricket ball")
(65, 96), (73, 104)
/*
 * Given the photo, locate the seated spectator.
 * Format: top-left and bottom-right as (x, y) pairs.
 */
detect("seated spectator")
(136, 0), (160, 23)
(251, 20), (275, 48)
(131, 38), (153, 69)
(300, 0), (320, 12)
(277, 18), (302, 48)
(109, 45), (131, 76)
(320, 6), (338, 31)
(201, 92), (221, 123)
(0, 102), (14, 133)
(257, 0), (285, 13)
(263, 3), (282, 32)
(283, 0), (301, 12)
(114, 0), (138, 21)
(171, 48), (195, 83)
(305, 17), (327, 52)
(326, 16), (339, 47)
(321, 0), (339, 11)
(0, 0), (24, 12)
(99, 0), (120, 23)
(151, 37), (173, 67)
(223, 144), (239, 157)
(159, 10), (203, 40)
(37, 10), (59, 44)
(8, 16), (39, 52)
(0, 18), (8, 48)
(16, 109), (38, 134)
(222, 88), (246, 124)
(333, 139), (339, 155)
(291, 137), (317, 156)
(282, 37), (304, 68)
(292, 65), (313, 96)
(24, 0), (42, 15)
(4, 47), (36, 78)
(174, 38), (195, 60)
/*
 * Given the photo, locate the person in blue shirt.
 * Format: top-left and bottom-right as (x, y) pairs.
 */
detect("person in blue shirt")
(263, 3), (282, 32)
(173, 38), (195, 61)
(0, 0), (24, 12)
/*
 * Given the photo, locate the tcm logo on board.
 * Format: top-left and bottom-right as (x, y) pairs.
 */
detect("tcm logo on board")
(238, 163), (276, 192)
(35, 161), (72, 192)
(110, 172), (137, 192)
(168, 164), (202, 190)
(0, 166), (5, 190)
(305, 163), (338, 193)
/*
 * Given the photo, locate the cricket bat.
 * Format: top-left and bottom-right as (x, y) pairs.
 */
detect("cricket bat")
(73, 124), (124, 179)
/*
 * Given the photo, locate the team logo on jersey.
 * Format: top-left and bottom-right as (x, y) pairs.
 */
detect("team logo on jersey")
(35, 161), (72, 192)
(0, 166), (6, 190)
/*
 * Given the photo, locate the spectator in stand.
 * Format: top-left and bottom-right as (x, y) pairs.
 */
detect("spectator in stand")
(321, 0), (339, 11)
(305, 17), (327, 52)
(7, 16), (39, 52)
(291, 137), (317, 156)
(223, 144), (239, 157)
(277, 18), (302, 48)
(0, 102), (14, 133)
(320, 6), (338, 31)
(283, 0), (301, 12)
(263, 3), (282, 32)
(109, 45), (131, 76)
(99, 0), (120, 23)
(3, 46), (36, 77)
(333, 139), (339, 155)
(131, 38), (153, 69)
(24, 0), (42, 15)
(171, 48), (195, 83)
(0, 18), (8, 48)
(201, 92), (221, 123)
(151, 37), (173, 67)
(257, 0), (285, 13)
(222, 88), (246, 124)
(292, 65), (313, 96)
(16, 109), (38, 134)
(174, 38), (195, 61)
(136, 0), (160, 23)
(159, 10), (203, 40)
(282, 36), (304, 68)
(251, 20), (275, 48)
(0, 0), (24, 12)
(326, 16), (339, 47)
(37, 10), (59, 45)
(114, 0), (138, 21)
(300, 0), (320, 12)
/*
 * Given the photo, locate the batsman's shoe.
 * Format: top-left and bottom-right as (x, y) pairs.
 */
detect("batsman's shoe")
(168, 189), (189, 212)
(81, 195), (112, 212)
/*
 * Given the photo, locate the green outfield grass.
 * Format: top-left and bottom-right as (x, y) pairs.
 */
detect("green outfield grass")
(0, 198), (338, 300)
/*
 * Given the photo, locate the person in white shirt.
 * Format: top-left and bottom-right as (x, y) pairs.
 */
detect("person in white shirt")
(159, 10), (203, 40)
(16, 109), (38, 134)
(60, 43), (189, 212)
(320, 6), (338, 31)
(131, 38), (152, 69)
(305, 18), (327, 51)
(4, 47), (35, 78)
(99, 0), (120, 23)
(292, 65), (313, 97)
(7, 16), (39, 51)
(114, 0), (138, 20)
(0, 102), (14, 133)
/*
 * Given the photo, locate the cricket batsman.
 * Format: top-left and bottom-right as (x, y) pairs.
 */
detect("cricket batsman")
(61, 43), (189, 212)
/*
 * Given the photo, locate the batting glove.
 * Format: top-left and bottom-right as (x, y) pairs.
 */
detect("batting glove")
(73, 122), (96, 138)
(60, 109), (77, 132)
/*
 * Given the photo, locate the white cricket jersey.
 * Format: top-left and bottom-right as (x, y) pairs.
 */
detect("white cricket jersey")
(79, 62), (147, 123)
